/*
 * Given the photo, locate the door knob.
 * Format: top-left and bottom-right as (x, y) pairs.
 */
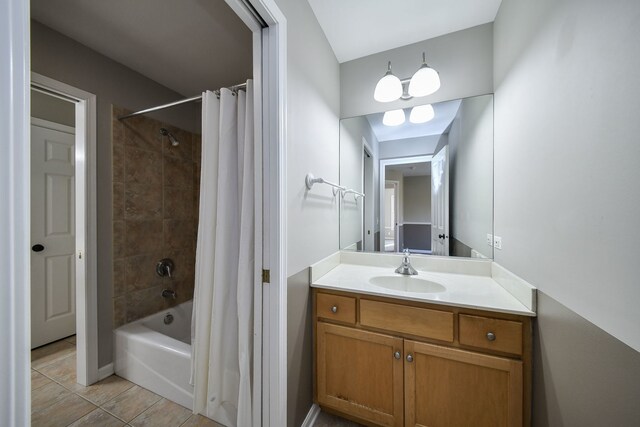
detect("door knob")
(394, 351), (401, 360)
(438, 234), (445, 239)
(406, 354), (414, 363)
(486, 332), (496, 341)
(32, 244), (45, 252)
(331, 306), (338, 313)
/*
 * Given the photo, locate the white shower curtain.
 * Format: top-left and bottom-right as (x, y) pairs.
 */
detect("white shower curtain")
(191, 81), (254, 427)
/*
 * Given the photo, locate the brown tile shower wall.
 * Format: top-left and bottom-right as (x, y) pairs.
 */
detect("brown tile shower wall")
(112, 106), (201, 328)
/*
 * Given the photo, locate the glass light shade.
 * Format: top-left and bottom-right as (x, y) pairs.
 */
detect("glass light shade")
(374, 73), (403, 102)
(408, 65), (441, 97)
(382, 109), (405, 126)
(409, 104), (435, 124)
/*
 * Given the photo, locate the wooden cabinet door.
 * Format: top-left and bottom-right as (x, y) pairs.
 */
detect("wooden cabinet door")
(317, 322), (404, 427)
(404, 340), (523, 427)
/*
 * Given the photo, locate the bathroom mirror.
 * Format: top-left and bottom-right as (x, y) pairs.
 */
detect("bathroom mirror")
(339, 94), (493, 259)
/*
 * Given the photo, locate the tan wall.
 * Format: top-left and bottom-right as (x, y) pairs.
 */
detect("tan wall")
(112, 106), (200, 327)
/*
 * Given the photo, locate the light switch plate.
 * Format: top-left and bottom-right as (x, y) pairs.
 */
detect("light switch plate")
(494, 236), (502, 250)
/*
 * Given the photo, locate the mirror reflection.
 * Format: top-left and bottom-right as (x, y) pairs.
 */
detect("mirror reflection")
(339, 94), (494, 259)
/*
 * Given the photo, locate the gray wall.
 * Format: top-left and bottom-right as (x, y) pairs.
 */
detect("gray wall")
(339, 117), (380, 250)
(273, 0), (341, 424)
(31, 90), (75, 127)
(340, 23), (493, 118)
(287, 268), (313, 427)
(403, 175), (430, 223)
(448, 95), (493, 257)
(280, 0), (341, 277)
(494, 0), (640, 355)
(31, 21), (200, 368)
(494, 0), (640, 424)
(533, 292), (640, 426)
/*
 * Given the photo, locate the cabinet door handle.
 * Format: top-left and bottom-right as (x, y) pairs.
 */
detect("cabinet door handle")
(486, 332), (496, 341)
(331, 306), (338, 313)
(406, 354), (414, 363)
(394, 351), (401, 360)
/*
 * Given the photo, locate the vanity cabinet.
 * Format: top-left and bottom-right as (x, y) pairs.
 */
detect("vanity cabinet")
(313, 289), (532, 427)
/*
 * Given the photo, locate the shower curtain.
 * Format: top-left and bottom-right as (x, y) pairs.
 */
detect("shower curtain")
(191, 81), (254, 427)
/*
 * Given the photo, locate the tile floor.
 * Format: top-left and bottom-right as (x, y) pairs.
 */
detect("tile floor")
(312, 411), (363, 427)
(31, 336), (223, 427)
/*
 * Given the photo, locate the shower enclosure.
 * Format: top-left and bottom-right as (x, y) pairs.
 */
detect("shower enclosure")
(111, 104), (201, 406)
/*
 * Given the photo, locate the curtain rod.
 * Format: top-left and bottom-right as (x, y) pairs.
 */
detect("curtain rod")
(118, 82), (248, 120)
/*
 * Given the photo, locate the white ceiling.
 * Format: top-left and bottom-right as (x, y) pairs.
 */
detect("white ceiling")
(307, 0), (502, 63)
(387, 162), (431, 177)
(31, 0), (253, 96)
(367, 99), (461, 142)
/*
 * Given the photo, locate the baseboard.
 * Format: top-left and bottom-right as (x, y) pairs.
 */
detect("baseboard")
(98, 363), (114, 381)
(301, 404), (320, 427)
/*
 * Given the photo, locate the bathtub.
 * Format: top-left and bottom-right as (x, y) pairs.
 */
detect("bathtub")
(114, 300), (194, 408)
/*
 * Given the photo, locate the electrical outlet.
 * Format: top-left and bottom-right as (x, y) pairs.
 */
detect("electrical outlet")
(493, 236), (502, 250)
(486, 233), (493, 246)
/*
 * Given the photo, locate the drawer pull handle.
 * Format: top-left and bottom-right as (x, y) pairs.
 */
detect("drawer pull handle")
(394, 351), (401, 360)
(331, 306), (338, 313)
(486, 332), (496, 341)
(406, 354), (414, 363)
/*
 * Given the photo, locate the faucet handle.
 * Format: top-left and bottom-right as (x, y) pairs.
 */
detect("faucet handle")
(403, 248), (410, 256)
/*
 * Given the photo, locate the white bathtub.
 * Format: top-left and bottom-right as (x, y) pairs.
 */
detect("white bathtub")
(114, 300), (194, 408)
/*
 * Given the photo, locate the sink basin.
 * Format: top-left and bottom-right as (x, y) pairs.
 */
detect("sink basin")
(369, 275), (446, 294)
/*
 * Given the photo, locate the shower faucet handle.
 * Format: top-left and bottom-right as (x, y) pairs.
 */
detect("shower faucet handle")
(156, 258), (175, 278)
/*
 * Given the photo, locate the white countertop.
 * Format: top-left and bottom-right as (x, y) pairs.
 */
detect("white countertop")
(311, 262), (536, 317)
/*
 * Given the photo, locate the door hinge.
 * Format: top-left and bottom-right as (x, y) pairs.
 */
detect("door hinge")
(262, 269), (270, 283)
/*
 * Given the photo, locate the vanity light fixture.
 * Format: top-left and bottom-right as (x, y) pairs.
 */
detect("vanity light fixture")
(383, 109), (406, 126)
(373, 62), (403, 102)
(374, 52), (440, 102)
(409, 104), (435, 124)
(408, 53), (441, 97)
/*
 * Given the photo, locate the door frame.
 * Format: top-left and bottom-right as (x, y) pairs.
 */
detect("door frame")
(226, 0), (287, 425)
(1, 0), (31, 422)
(5, 0), (287, 424)
(31, 72), (98, 387)
(379, 155), (432, 253)
(362, 139), (373, 251)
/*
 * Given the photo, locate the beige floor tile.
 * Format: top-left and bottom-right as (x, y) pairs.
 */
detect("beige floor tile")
(130, 398), (191, 427)
(68, 408), (126, 427)
(76, 375), (135, 406)
(31, 381), (70, 412)
(32, 392), (96, 427)
(31, 370), (52, 391)
(180, 414), (225, 427)
(101, 384), (162, 422)
(31, 340), (76, 370)
(37, 354), (83, 392)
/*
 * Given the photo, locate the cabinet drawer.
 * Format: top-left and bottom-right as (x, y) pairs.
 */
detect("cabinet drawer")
(360, 299), (453, 342)
(459, 314), (523, 356)
(316, 293), (356, 324)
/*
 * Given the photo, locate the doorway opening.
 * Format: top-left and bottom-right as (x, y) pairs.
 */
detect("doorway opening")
(31, 73), (98, 387)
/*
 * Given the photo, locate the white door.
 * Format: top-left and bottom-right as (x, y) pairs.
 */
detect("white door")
(31, 119), (76, 348)
(431, 146), (449, 256)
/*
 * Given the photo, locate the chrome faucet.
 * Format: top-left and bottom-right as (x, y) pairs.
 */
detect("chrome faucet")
(395, 249), (418, 275)
(161, 289), (177, 299)
(156, 258), (174, 278)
